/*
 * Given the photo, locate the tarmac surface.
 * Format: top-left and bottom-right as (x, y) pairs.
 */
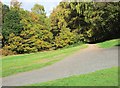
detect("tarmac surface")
(2, 44), (118, 86)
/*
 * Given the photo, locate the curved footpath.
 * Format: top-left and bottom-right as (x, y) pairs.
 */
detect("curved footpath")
(2, 44), (118, 86)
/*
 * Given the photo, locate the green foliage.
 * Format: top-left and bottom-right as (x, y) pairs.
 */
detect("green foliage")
(50, 2), (120, 43)
(18, 10), (53, 53)
(2, 3), (53, 54)
(50, 2), (83, 48)
(2, 4), (10, 21)
(6, 33), (23, 53)
(30, 67), (118, 86)
(55, 27), (76, 48)
(31, 4), (45, 15)
(2, 1), (120, 54)
(2, 8), (23, 42)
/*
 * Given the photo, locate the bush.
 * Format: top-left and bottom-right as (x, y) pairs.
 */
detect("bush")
(55, 27), (76, 48)
(1, 49), (16, 56)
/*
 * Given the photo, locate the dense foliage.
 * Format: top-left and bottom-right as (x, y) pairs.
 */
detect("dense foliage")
(1, 0), (53, 54)
(1, 0), (120, 55)
(50, 2), (120, 44)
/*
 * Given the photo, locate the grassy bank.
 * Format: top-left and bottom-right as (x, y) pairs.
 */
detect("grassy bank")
(98, 39), (120, 48)
(1, 44), (87, 77)
(30, 67), (118, 86)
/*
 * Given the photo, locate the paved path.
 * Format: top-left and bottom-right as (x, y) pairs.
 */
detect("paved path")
(2, 45), (118, 86)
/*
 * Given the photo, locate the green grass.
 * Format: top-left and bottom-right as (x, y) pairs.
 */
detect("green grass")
(98, 39), (120, 48)
(30, 67), (118, 86)
(1, 44), (87, 77)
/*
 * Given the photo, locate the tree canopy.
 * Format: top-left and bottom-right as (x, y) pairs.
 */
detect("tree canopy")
(1, 1), (120, 55)
(50, 2), (120, 43)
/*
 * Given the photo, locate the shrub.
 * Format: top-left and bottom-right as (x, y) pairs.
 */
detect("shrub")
(55, 27), (76, 48)
(1, 49), (16, 56)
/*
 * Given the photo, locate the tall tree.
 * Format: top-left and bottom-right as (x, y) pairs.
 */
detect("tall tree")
(4, 4), (53, 54)
(10, 0), (22, 9)
(50, 2), (120, 43)
(2, 8), (23, 43)
(31, 4), (46, 16)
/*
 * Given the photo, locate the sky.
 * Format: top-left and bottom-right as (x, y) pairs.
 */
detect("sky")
(1, 0), (62, 16)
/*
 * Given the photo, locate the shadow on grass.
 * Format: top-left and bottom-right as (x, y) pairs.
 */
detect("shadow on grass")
(116, 44), (120, 46)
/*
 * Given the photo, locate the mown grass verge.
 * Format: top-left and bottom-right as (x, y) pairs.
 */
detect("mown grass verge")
(1, 44), (87, 77)
(98, 39), (120, 48)
(30, 67), (118, 86)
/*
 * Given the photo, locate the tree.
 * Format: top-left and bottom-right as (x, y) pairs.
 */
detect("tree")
(2, 2), (120, 55)
(2, 4), (10, 22)
(50, 2), (120, 43)
(10, 0), (22, 9)
(31, 4), (45, 15)
(55, 27), (76, 48)
(2, 8), (23, 44)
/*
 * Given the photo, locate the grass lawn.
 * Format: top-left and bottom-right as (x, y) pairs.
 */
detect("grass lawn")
(98, 39), (120, 48)
(1, 44), (87, 77)
(30, 67), (118, 86)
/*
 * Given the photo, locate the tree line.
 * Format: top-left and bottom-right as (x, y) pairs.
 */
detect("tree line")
(0, 0), (120, 55)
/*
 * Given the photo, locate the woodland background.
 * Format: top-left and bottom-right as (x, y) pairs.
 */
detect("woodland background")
(0, 0), (120, 55)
